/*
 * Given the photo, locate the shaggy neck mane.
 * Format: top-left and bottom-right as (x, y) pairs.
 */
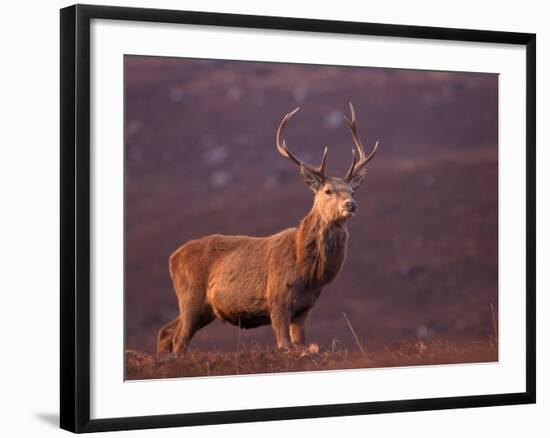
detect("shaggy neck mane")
(295, 208), (349, 288)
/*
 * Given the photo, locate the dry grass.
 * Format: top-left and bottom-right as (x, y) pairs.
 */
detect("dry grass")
(125, 338), (497, 380)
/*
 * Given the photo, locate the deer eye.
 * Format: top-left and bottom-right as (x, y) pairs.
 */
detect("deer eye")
(324, 188), (333, 195)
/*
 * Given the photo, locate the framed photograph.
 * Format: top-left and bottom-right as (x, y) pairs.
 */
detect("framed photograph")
(60, 4), (536, 433)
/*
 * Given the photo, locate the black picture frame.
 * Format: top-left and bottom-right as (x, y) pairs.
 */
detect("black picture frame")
(60, 4), (536, 433)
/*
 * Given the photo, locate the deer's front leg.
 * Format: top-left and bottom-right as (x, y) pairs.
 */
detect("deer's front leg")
(290, 309), (309, 348)
(270, 304), (292, 351)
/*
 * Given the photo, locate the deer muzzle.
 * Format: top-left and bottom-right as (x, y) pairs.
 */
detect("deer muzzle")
(341, 200), (358, 217)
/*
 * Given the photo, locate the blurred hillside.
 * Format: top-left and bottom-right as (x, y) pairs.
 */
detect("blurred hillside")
(124, 56), (498, 354)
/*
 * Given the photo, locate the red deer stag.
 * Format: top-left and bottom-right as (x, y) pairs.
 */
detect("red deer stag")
(157, 103), (379, 355)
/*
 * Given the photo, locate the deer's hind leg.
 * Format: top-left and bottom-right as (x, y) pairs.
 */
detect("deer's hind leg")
(156, 317), (180, 356)
(172, 286), (215, 354)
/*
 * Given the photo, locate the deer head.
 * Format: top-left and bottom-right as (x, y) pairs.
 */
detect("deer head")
(276, 102), (379, 224)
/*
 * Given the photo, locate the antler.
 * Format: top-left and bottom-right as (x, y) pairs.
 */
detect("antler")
(343, 102), (379, 181)
(276, 107), (328, 177)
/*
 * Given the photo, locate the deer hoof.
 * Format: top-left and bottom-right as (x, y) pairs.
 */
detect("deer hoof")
(277, 344), (293, 353)
(299, 343), (320, 357)
(306, 343), (320, 354)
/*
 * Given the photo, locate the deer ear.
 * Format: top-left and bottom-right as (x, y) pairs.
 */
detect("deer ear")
(349, 168), (368, 190)
(300, 165), (324, 191)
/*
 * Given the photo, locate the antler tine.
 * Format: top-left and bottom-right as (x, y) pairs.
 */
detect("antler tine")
(344, 102), (379, 181)
(318, 146), (328, 175)
(344, 148), (357, 181)
(356, 140), (379, 171)
(276, 108), (302, 166)
(276, 107), (328, 176)
(344, 102), (367, 162)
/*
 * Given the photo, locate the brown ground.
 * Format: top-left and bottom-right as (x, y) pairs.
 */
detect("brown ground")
(124, 56), (498, 377)
(126, 338), (497, 380)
